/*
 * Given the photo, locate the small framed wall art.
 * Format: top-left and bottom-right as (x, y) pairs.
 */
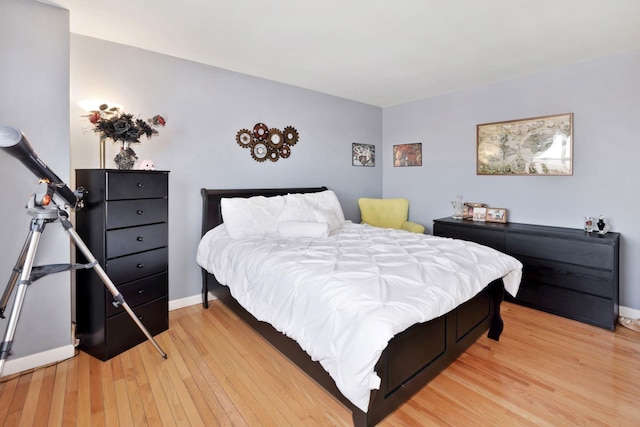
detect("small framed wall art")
(352, 143), (375, 167)
(393, 143), (422, 167)
(477, 113), (573, 176)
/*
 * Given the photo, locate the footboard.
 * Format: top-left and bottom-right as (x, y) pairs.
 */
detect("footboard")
(361, 279), (504, 426)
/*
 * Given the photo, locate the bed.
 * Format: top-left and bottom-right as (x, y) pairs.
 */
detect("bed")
(197, 187), (522, 426)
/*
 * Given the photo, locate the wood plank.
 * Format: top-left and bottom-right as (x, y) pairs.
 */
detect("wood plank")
(120, 351), (146, 427)
(127, 346), (162, 427)
(99, 359), (118, 427)
(47, 358), (67, 427)
(3, 372), (32, 427)
(32, 365), (56, 427)
(17, 368), (42, 427)
(88, 356), (105, 427)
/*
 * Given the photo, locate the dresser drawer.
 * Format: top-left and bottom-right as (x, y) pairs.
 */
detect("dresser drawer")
(106, 199), (168, 229)
(519, 256), (614, 299)
(434, 223), (505, 251)
(514, 280), (615, 329)
(106, 223), (168, 258)
(104, 296), (169, 360)
(106, 172), (168, 200)
(506, 233), (613, 270)
(106, 272), (168, 317)
(106, 247), (168, 284)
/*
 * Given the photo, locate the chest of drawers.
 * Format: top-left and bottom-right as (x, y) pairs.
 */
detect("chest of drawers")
(75, 169), (169, 360)
(433, 217), (620, 330)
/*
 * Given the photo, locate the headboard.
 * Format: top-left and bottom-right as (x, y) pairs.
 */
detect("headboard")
(200, 187), (328, 237)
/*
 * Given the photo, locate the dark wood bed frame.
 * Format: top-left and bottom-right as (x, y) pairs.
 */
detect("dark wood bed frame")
(200, 187), (505, 426)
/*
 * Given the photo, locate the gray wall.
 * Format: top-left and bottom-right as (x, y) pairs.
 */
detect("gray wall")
(383, 49), (640, 311)
(70, 35), (383, 302)
(0, 1), (72, 359)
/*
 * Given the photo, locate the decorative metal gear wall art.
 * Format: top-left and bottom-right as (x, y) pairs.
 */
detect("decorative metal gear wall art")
(236, 122), (299, 163)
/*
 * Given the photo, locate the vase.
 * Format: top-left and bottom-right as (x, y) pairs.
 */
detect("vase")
(450, 195), (464, 219)
(114, 143), (138, 170)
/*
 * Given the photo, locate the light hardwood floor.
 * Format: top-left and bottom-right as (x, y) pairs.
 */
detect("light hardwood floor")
(1, 301), (639, 426)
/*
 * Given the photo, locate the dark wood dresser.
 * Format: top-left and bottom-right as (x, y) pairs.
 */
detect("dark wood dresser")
(433, 217), (620, 330)
(75, 169), (169, 360)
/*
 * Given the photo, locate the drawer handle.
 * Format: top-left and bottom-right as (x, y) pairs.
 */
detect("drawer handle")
(137, 263), (145, 269)
(138, 289), (145, 294)
(136, 210), (144, 215)
(137, 236), (144, 242)
(137, 182), (144, 188)
(138, 315), (144, 320)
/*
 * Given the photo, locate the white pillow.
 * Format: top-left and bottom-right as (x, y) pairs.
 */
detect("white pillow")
(221, 195), (286, 239)
(220, 190), (344, 240)
(277, 221), (330, 238)
(277, 196), (317, 222)
(287, 190), (346, 224)
(314, 208), (342, 232)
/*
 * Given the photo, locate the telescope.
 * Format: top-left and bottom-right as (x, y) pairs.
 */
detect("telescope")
(0, 126), (82, 209)
(0, 126), (166, 377)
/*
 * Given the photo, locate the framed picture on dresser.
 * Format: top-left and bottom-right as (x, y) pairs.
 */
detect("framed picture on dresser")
(486, 208), (508, 223)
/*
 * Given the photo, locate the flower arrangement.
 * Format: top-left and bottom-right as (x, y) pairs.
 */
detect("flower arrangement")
(86, 104), (166, 169)
(88, 104), (165, 144)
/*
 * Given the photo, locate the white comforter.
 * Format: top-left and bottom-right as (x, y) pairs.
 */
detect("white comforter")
(196, 222), (522, 412)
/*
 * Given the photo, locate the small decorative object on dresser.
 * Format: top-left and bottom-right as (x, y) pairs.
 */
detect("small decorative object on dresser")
(463, 202), (487, 220)
(472, 207), (487, 221)
(75, 169), (170, 360)
(486, 207), (507, 223)
(597, 215), (608, 235)
(584, 216), (594, 232)
(136, 159), (156, 170)
(450, 195), (464, 219)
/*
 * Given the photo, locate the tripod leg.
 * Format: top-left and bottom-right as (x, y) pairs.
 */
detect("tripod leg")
(0, 224), (42, 376)
(60, 217), (167, 360)
(0, 230), (34, 318)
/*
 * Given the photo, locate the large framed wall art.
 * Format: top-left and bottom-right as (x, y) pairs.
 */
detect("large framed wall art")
(477, 113), (573, 176)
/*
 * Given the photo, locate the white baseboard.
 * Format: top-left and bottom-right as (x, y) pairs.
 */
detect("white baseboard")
(168, 292), (216, 311)
(620, 305), (640, 319)
(2, 344), (75, 378)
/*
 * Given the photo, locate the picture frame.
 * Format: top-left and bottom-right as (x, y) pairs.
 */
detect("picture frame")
(477, 113), (573, 176)
(463, 203), (487, 220)
(352, 143), (375, 167)
(486, 208), (508, 223)
(472, 207), (487, 222)
(393, 143), (422, 167)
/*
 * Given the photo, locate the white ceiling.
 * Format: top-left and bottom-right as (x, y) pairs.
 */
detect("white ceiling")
(44, 0), (640, 107)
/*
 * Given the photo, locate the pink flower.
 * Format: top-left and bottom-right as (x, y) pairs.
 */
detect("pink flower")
(151, 115), (166, 126)
(88, 111), (101, 124)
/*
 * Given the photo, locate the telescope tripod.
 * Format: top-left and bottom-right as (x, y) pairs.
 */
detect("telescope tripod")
(0, 202), (167, 377)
